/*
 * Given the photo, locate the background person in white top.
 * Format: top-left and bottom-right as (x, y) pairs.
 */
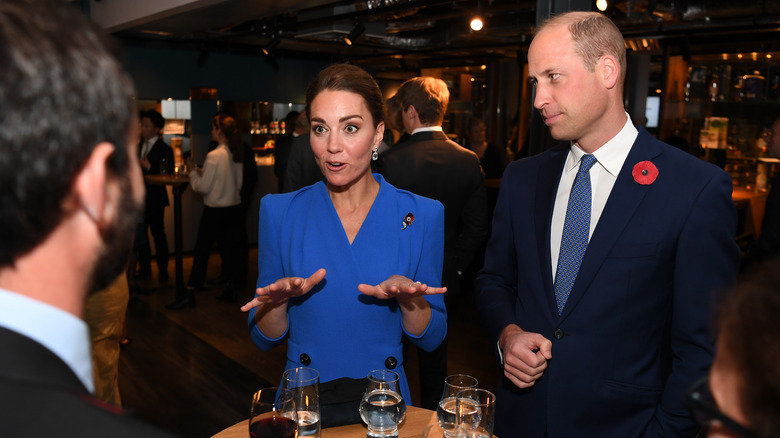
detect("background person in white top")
(167, 114), (244, 309)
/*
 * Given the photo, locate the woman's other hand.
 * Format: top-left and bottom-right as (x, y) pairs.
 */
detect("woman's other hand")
(357, 275), (446, 303)
(241, 268), (327, 312)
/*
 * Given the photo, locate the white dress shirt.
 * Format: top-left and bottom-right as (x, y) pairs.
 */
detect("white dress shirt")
(0, 288), (94, 393)
(550, 114), (638, 279)
(141, 135), (158, 159)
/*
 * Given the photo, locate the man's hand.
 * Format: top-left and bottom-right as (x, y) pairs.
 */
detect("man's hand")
(499, 324), (552, 389)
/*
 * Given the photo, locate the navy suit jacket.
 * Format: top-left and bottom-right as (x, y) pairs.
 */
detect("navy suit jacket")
(379, 130), (489, 294)
(0, 327), (176, 437)
(475, 128), (740, 437)
(141, 138), (174, 210)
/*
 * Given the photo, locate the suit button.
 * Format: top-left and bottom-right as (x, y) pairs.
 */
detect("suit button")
(299, 353), (311, 366)
(385, 356), (398, 369)
(553, 329), (564, 340)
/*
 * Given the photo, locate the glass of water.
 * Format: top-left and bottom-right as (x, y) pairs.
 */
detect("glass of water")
(455, 388), (496, 438)
(436, 374), (478, 436)
(282, 367), (321, 437)
(359, 369), (406, 438)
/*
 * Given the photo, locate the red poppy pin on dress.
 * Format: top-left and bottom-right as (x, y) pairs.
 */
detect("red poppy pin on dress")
(402, 212), (414, 230)
(632, 161), (658, 185)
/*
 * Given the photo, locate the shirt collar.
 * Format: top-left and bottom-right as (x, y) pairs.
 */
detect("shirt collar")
(0, 288), (94, 393)
(411, 126), (443, 135)
(567, 113), (638, 176)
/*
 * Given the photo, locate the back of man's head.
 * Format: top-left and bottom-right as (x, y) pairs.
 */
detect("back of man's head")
(0, 0), (136, 268)
(395, 77), (450, 127)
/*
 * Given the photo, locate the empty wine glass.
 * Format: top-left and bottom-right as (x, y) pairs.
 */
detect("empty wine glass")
(359, 370), (406, 438)
(249, 387), (298, 438)
(283, 367), (321, 437)
(436, 374), (478, 437)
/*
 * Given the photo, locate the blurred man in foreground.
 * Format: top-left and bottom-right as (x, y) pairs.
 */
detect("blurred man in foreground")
(0, 0), (176, 436)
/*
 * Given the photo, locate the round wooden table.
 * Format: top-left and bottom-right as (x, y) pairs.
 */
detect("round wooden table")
(211, 405), (436, 438)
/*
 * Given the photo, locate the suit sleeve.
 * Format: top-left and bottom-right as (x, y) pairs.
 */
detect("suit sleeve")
(474, 166), (521, 343)
(404, 199), (447, 352)
(647, 170), (740, 437)
(455, 166), (490, 273)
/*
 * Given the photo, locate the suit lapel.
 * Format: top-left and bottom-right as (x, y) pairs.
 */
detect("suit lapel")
(534, 145), (568, 318)
(559, 130), (663, 320)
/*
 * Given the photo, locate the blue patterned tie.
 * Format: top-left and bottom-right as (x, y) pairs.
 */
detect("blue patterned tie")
(554, 154), (597, 314)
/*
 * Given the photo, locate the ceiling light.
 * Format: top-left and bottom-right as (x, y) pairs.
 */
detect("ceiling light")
(470, 17), (483, 32)
(344, 22), (365, 45)
(596, 0), (608, 11)
(262, 35), (281, 56)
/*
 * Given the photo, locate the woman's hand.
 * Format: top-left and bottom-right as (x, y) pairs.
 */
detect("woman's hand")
(357, 275), (446, 303)
(241, 268), (327, 312)
(359, 275), (445, 336)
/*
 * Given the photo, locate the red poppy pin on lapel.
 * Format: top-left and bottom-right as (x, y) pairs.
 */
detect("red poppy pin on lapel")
(402, 212), (415, 230)
(632, 161), (658, 185)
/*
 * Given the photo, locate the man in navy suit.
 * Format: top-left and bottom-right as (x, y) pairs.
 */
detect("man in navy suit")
(136, 109), (174, 282)
(379, 76), (489, 409)
(475, 11), (740, 437)
(0, 1), (176, 436)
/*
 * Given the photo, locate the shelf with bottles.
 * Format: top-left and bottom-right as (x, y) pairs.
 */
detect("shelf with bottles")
(660, 52), (779, 157)
(664, 52), (780, 104)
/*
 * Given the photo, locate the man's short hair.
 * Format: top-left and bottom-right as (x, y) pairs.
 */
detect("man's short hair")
(0, 0), (136, 267)
(142, 109), (165, 130)
(395, 77), (450, 127)
(538, 11), (627, 87)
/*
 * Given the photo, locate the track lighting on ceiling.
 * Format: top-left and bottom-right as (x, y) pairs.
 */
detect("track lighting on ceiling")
(344, 22), (365, 45)
(262, 35), (281, 56)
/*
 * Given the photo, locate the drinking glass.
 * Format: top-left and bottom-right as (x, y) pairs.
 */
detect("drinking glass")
(436, 374), (478, 436)
(248, 387), (298, 438)
(283, 367), (321, 437)
(359, 370), (407, 438)
(455, 389), (496, 438)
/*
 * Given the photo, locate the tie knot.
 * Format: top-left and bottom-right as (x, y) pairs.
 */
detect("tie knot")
(579, 154), (597, 173)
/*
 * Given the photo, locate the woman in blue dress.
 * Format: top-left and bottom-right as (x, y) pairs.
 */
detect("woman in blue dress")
(241, 64), (447, 405)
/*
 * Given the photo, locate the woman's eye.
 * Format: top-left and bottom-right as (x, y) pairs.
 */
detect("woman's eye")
(345, 124), (358, 134)
(312, 125), (326, 134)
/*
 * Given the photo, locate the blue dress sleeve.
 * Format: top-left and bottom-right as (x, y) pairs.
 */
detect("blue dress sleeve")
(403, 198), (447, 352)
(248, 193), (289, 350)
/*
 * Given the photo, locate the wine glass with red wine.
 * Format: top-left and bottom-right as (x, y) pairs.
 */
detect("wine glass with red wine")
(249, 387), (298, 438)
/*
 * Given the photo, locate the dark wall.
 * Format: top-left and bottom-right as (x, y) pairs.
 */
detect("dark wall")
(122, 46), (330, 103)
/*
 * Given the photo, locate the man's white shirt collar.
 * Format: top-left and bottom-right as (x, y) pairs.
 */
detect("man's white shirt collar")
(411, 126), (443, 135)
(566, 113), (638, 174)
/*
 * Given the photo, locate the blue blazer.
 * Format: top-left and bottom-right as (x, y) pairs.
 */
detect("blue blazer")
(476, 128), (740, 437)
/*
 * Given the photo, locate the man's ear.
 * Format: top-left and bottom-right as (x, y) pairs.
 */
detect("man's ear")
(599, 55), (620, 90)
(407, 105), (418, 120)
(73, 142), (117, 227)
